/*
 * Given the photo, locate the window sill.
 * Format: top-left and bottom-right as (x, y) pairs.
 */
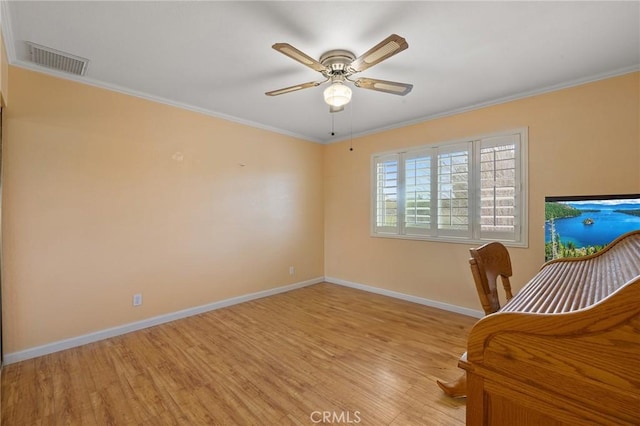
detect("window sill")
(370, 232), (528, 248)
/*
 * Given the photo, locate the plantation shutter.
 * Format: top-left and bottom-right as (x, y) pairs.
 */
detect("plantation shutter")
(373, 154), (400, 234)
(436, 143), (472, 238)
(477, 134), (521, 241)
(404, 150), (432, 235)
(370, 128), (527, 245)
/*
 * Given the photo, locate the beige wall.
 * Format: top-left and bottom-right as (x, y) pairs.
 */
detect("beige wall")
(2, 65), (639, 355)
(2, 67), (324, 353)
(325, 72), (640, 310)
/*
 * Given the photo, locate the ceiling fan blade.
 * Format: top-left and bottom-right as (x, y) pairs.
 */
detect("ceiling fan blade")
(354, 78), (413, 96)
(272, 43), (327, 73)
(265, 81), (322, 96)
(349, 34), (408, 73)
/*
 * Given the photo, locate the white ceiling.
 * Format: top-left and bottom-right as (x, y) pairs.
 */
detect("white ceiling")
(2, 1), (639, 143)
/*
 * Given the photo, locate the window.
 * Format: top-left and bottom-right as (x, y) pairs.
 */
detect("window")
(372, 128), (527, 246)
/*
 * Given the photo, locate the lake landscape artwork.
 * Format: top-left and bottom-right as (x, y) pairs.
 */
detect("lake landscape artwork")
(544, 194), (640, 261)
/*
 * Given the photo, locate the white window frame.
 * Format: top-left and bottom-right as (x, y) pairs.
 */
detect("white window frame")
(371, 128), (528, 247)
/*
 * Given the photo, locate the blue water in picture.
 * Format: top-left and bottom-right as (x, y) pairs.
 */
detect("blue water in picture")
(545, 201), (640, 247)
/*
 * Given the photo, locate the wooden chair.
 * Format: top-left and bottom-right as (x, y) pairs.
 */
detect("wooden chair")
(436, 241), (514, 397)
(469, 241), (514, 315)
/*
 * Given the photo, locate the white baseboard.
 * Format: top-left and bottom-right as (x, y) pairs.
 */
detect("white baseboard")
(325, 276), (484, 319)
(3, 277), (323, 365)
(4, 276), (480, 364)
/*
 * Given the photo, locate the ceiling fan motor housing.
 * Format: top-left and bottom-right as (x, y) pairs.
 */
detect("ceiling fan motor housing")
(319, 50), (356, 78)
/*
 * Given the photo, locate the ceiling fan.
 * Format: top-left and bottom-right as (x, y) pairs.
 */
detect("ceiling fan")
(266, 34), (413, 113)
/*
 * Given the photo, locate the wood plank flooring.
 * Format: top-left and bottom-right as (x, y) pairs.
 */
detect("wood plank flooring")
(1, 283), (477, 425)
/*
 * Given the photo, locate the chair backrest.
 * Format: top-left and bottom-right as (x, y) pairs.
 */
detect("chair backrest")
(469, 241), (514, 315)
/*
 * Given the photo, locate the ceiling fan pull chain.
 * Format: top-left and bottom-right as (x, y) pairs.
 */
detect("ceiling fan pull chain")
(331, 113), (335, 137)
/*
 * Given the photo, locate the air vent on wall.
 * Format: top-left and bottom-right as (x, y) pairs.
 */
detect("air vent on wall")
(26, 42), (89, 76)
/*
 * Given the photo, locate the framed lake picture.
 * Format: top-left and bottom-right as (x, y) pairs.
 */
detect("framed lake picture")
(544, 194), (640, 261)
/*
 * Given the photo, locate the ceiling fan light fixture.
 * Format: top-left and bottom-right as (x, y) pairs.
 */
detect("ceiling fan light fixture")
(323, 81), (352, 107)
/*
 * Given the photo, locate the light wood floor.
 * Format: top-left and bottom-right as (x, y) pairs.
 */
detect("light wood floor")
(1, 283), (477, 425)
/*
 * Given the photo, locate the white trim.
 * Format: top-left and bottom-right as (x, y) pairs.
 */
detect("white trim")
(1, 2), (319, 143)
(3, 276), (482, 364)
(9, 58), (637, 146)
(368, 232), (528, 248)
(329, 65), (640, 144)
(1, 0), (636, 146)
(3, 277), (323, 365)
(11, 60), (324, 144)
(325, 276), (484, 319)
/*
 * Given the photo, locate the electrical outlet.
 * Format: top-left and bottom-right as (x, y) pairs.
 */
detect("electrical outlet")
(133, 293), (143, 306)
(289, 266), (295, 275)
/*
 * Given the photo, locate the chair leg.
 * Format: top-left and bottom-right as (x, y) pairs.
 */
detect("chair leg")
(436, 373), (467, 398)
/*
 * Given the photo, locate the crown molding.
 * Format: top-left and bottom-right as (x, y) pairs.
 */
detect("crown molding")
(328, 65), (640, 144)
(14, 59), (324, 144)
(1, 1), (321, 143)
(2, 1), (637, 146)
